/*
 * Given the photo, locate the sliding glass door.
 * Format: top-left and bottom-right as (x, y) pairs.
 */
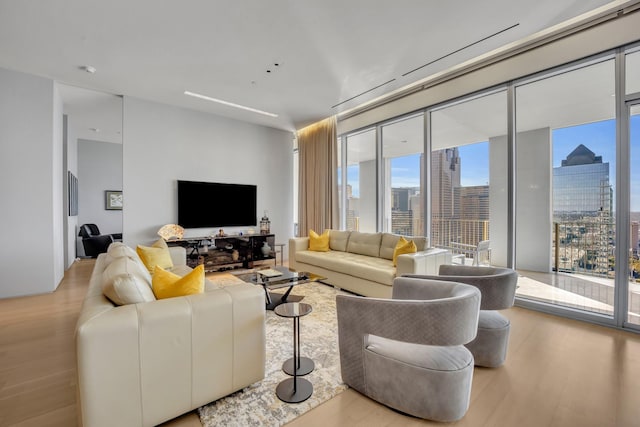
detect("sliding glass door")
(514, 58), (617, 317)
(626, 48), (640, 327)
(429, 91), (507, 267)
(629, 102), (640, 326)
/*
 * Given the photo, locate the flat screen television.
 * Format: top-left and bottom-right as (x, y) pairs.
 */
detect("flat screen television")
(177, 180), (257, 228)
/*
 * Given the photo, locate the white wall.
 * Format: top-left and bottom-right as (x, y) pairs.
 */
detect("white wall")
(0, 68), (63, 298)
(77, 139), (123, 256)
(64, 114), (79, 266)
(516, 128), (552, 272)
(52, 82), (64, 285)
(122, 97), (294, 253)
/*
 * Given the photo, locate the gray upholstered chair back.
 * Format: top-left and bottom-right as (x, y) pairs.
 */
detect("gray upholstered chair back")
(435, 264), (518, 310)
(336, 277), (480, 394)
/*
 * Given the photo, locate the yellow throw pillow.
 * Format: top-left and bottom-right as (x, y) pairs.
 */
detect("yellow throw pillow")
(152, 264), (205, 299)
(136, 238), (174, 273)
(393, 236), (417, 267)
(308, 229), (330, 252)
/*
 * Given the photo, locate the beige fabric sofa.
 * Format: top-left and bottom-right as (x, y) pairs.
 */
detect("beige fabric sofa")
(75, 245), (266, 427)
(289, 230), (451, 298)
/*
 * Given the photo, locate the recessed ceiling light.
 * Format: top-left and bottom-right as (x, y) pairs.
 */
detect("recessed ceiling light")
(184, 91), (278, 118)
(89, 127), (100, 132)
(81, 65), (97, 74)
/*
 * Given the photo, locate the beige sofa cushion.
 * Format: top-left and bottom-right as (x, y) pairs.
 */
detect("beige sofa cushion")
(102, 257), (156, 305)
(107, 242), (140, 261)
(347, 231), (382, 257)
(296, 250), (396, 286)
(329, 230), (351, 251)
(380, 233), (428, 260)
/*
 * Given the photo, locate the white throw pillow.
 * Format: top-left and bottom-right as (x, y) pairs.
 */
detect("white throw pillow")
(103, 273), (156, 306)
(102, 257), (155, 305)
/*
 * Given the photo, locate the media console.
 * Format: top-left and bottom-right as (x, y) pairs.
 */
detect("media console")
(166, 234), (276, 272)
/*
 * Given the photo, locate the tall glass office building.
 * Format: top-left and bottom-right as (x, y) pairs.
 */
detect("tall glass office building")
(553, 144), (612, 220)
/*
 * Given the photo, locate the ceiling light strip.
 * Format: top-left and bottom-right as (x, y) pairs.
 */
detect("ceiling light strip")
(402, 23), (520, 77)
(331, 79), (396, 109)
(183, 91), (278, 117)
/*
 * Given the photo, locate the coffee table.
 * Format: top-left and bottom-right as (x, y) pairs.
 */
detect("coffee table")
(239, 266), (326, 310)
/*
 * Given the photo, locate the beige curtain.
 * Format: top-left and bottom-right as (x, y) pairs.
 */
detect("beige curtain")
(297, 116), (338, 237)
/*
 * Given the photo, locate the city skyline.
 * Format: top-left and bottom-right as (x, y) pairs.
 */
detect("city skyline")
(346, 116), (640, 210)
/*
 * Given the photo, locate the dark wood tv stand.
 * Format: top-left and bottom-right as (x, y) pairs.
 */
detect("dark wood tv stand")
(166, 234), (276, 272)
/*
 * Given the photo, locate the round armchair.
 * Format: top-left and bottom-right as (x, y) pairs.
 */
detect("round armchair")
(336, 276), (481, 422)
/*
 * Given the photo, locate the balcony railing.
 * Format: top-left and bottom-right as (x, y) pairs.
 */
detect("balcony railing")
(431, 219), (490, 264)
(553, 219), (615, 278)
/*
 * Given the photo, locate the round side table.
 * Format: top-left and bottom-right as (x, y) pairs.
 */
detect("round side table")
(274, 302), (313, 403)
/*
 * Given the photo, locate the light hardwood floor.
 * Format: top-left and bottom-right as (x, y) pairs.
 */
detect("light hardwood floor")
(1, 259), (640, 426)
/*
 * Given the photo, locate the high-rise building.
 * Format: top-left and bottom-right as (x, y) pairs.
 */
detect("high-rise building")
(431, 148), (460, 246)
(431, 148), (460, 219)
(391, 187), (420, 235)
(553, 144), (613, 274)
(453, 185), (490, 245)
(553, 144), (612, 220)
(392, 188), (410, 211)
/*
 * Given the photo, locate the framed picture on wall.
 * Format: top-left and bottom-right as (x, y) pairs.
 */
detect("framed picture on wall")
(68, 171), (78, 216)
(105, 190), (123, 210)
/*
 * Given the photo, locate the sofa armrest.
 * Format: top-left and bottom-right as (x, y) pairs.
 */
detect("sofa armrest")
(168, 246), (187, 266)
(76, 284), (265, 427)
(396, 248), (452, 276)
(288, 237), (309, 271)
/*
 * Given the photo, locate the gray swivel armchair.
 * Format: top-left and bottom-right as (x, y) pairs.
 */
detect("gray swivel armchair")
(336, 276), (481, 422)
(406, 264), (518, 368)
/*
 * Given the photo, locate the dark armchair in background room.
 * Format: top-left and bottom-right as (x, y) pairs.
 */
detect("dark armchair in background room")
(78, 224), (122, 258)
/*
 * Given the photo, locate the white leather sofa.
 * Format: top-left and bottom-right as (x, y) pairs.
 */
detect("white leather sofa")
(289, 230), (451, 298)
(75, 245), (265, 427)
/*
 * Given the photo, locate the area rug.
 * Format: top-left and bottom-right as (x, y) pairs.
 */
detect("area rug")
(199, 274), (349, 427)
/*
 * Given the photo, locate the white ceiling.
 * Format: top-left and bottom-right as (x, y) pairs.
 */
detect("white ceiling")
(0, 0), (618, 134)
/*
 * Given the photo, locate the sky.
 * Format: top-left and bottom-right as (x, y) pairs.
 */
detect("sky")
(344, 116), (640, 209)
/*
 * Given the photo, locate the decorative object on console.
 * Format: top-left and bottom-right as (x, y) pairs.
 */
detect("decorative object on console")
(105, 190), (123, 210)
(260, 210), (271, 234)
(157, 224), (185, 241)
(261, 241), (272, 257)
(218, 229), (225, 237)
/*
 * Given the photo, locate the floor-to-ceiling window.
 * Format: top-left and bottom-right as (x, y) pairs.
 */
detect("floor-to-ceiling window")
(626, 48), (640, 327)
(629, 102), (640, 326)
(381, 114), (424, 235)
(429, 91), (507, 266)
(514, 57), (617, 317)
(335, 42), (640, 331)
(344, 128), (377, 232)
